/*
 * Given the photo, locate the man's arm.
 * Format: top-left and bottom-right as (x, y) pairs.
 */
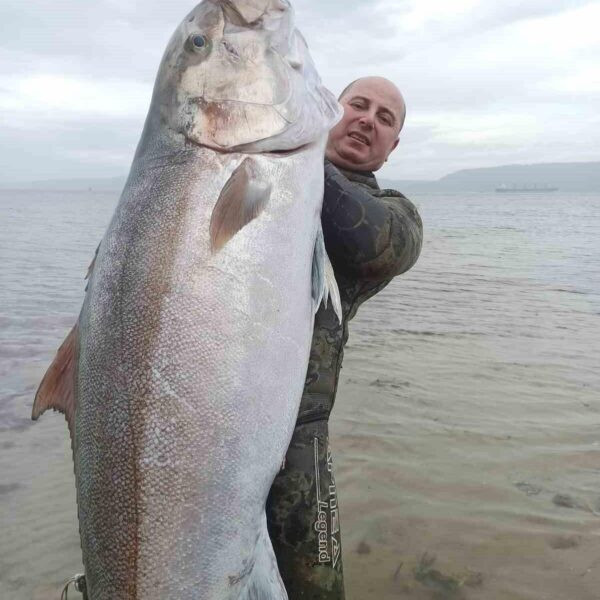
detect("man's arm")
(322, 161), (423, 281)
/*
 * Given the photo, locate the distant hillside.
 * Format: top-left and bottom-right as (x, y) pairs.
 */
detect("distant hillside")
(382, 162), (600, 193)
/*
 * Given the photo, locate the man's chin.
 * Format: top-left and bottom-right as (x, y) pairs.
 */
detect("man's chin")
(343, 142), (370, 159)
(329, 146), (370, 170)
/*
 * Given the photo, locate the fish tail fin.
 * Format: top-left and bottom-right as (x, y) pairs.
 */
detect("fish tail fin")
(32, 323), (79, 438)
(240, 517), (288, 600)
(312, 225), (342, 323)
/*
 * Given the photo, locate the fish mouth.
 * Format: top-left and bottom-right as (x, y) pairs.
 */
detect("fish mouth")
(183, 96), (310, 154)
(200, 137), (314, 156)
(182, 120), (313, 156)
(348, 132), (371, 146)
(219, 0), (289, 25)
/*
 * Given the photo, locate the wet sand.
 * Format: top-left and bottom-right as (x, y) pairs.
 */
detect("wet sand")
(1, 190), (599, 598)
(333, 358), (600, 599)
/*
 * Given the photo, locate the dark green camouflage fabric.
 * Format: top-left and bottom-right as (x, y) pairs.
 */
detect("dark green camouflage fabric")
(266, 161), (423, 599)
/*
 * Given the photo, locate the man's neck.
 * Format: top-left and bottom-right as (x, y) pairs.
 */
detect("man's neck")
(328, 160), (380, 191)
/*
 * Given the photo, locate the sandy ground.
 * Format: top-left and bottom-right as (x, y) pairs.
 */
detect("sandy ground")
(332, 359), (600, 600)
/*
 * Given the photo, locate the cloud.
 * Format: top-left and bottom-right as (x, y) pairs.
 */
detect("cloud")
(0, 0), (598, 183)
(0, 113), (140, 181)
(0, 74), (150, 116)
(540, 64), (600, 95)
(471, 0), (596, 33)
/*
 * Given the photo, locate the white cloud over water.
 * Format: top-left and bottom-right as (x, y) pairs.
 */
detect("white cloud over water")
(0, 0), (598, 182)
(0, 75), (149, 116)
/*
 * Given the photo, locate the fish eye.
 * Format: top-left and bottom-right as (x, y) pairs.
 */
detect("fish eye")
(188, 34), (210, 53)
(192, 35), (207, 48)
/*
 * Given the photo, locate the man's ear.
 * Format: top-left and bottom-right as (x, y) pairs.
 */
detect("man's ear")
(385, 138), (400, 162)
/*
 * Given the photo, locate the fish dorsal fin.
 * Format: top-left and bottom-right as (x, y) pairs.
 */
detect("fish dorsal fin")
(210, 158), (271, 253)
(85, 243), (100, 280)
(32, 323), (79, 438)
(312, 225), (342, 323)
(85, 243), (101, 292)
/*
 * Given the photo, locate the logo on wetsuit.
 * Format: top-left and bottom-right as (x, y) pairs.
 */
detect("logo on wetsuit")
(313, 437), (341, 569)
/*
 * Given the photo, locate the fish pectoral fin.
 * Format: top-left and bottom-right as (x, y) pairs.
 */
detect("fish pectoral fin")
(312, 226), (342, 323)
(210, 158), (271, 253)
(32, 323), (79, 438)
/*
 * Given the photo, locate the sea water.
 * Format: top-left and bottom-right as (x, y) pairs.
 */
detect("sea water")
(1, 189), (599, 599)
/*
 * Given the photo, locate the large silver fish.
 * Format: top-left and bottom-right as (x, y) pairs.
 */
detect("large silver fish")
(32, 1), (342, 598)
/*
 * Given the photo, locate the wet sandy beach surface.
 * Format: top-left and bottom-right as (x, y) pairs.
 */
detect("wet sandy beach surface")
(1, 189), (599, 599)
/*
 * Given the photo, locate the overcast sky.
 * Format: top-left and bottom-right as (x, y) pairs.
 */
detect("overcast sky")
(1, 0), (598, 183)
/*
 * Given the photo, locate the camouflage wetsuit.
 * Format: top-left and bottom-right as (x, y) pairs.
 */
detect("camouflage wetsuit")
(266, 160), (423, 599)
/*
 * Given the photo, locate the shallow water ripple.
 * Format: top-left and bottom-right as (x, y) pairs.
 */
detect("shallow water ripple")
(1, 190), (599, 599)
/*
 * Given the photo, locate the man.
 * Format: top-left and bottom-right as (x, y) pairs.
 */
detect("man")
(266, 76), (423, 599)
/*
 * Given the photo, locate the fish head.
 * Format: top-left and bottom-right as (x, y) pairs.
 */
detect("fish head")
(152, 0), (342, 152)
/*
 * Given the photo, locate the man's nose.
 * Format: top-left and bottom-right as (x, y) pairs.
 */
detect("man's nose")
(358, 114), (375, 130)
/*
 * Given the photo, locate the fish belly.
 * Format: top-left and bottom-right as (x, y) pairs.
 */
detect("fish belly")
(75, 146), (324, 599)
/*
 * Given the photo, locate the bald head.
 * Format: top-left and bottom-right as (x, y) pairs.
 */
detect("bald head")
(339, 77), (406, 132)
(326, 76), (406, 172)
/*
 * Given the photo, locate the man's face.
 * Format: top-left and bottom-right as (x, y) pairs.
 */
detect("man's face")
(325, 77), (405, 173)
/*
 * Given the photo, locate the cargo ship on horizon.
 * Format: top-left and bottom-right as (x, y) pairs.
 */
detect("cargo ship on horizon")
(496, 183), (559, 193)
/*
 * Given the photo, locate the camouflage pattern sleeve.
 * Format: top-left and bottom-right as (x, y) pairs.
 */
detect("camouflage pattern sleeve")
(322, 161), (423, 281)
